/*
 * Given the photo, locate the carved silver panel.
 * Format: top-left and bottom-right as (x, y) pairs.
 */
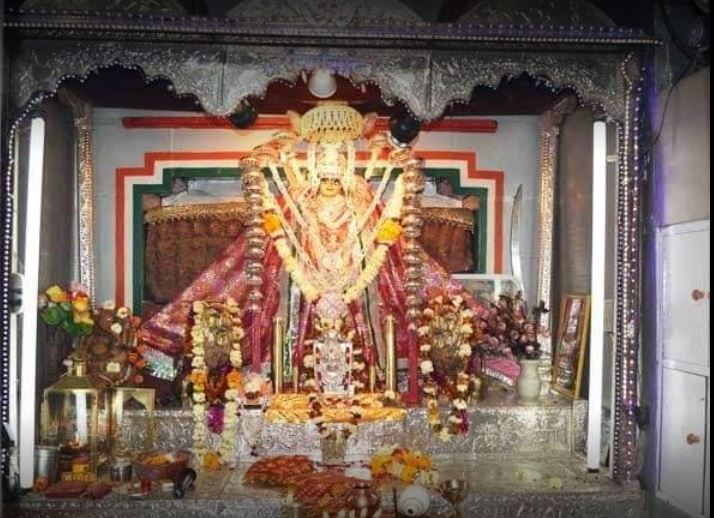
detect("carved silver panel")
(535, 96), (577, 346)
(9, 41), (630, 121)
(460, 0), (617, 28)
(57, 90), (96, 302)
(226, 0), (423, 25)
(9, 42), (436, 119)
(120, 392), (586, 465)
(429, 51), (628, 120)
(20, 0), (188, 13)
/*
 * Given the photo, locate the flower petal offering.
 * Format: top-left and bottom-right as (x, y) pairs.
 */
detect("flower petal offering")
(370, 446), (438, 486)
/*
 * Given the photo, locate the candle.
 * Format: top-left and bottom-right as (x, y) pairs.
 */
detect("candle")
(75, 393), (88, 445)
(272, 317), (284, 394)
(384, 315), (397, 393)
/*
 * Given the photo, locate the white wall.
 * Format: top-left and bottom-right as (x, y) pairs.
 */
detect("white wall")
(654, 67), (710, 226)
(418, 116), (542, 304)
(93, 109), (541, 306)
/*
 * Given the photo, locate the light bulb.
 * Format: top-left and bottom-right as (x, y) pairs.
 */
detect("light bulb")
(307, 69), (337, 99)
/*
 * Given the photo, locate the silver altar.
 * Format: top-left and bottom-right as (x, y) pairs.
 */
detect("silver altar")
(117, 391), (587, 463)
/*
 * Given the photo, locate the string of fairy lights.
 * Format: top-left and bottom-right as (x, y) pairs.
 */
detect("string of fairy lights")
(612, 55), (645, 483)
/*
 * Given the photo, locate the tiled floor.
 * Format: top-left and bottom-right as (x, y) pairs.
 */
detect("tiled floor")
(648, 496), (693, 518)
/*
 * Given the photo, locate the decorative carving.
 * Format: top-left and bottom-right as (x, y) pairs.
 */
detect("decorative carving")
(9, 42), (631, 121)
(226, 0), (423, 26)
(20, 0), (188, 14)
(2, 9), (651, 488)
(535, 96), (576, 397)
(429, 51), (627, 120)
(116, 396), (587, 460)
(314, 326), (354, 395)
(541, 95), (578, 128)
(460, 0), (616, 28)
(57, 89), (96, 302)
(536, 96), (577, 341)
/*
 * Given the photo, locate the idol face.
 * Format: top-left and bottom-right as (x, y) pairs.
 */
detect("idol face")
(318, 178), (342, 197)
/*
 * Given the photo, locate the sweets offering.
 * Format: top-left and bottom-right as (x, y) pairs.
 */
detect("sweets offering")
(243, 456), (316, 487)
(140, 452), (175, 466)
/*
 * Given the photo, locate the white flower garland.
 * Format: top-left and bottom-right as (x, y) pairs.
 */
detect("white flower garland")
(419, 295), (481, 442)
(190, 299), (244, 468)
(267, 174), (405, 306)
(273, 233), (391, 306)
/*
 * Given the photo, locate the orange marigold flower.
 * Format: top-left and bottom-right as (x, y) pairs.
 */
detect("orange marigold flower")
(128, 352), (138, 364)
(72, 295), (91, 313)
(370, 456), (390, 474)
(414, 454), (432, 471)
(190, 371), (207, 386)
(203, 451), (221, 471)
(376, 219), (401, 244)
(226, 369), (243, 389)
(262, 212), (282, 236)
(135, 359), (147, 369)
(400, 465), (418, 483)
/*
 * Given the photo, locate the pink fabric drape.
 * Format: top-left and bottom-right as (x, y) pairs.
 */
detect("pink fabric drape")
(141, 183), (516, 395)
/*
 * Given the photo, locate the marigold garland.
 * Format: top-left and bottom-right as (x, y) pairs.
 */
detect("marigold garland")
(268, 213), (397, 306)
(369, 446), (438, 486)
(418, 294), (482, 442)
(189, 298), (244, 468)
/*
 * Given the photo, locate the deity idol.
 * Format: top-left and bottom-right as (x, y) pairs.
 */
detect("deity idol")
(141, 103), (490, 392)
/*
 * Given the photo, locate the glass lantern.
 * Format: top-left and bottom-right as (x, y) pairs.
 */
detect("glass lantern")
(40, 359), (100, 478)
(106, 387), (156, 457)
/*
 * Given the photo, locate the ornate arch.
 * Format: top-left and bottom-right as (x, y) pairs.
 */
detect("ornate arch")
(9, 41), (634, 122)
(2, 2), (650, 486)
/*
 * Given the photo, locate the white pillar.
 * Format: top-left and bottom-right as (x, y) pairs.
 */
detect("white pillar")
(587, 120), (608, 472)
(19, 115), (46, 488)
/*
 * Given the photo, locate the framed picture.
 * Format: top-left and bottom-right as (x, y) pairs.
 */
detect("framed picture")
(552, 294), (591, 399)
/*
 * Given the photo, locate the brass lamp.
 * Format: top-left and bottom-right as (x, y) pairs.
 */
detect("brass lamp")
(40, 359), (100, 476)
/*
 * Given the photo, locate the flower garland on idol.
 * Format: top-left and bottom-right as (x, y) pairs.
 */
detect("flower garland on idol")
(189, 298), (244, 469)
(417, 294), (482, 442)
(261, 177), (405, 306)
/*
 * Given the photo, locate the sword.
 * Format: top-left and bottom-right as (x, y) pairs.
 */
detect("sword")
(510, 185), (524, 291)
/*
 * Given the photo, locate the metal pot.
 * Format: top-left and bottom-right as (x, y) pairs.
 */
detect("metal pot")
(109, 458), (133, 482)
(347, 482), (381, 517)
(34, 446), (60, 484)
